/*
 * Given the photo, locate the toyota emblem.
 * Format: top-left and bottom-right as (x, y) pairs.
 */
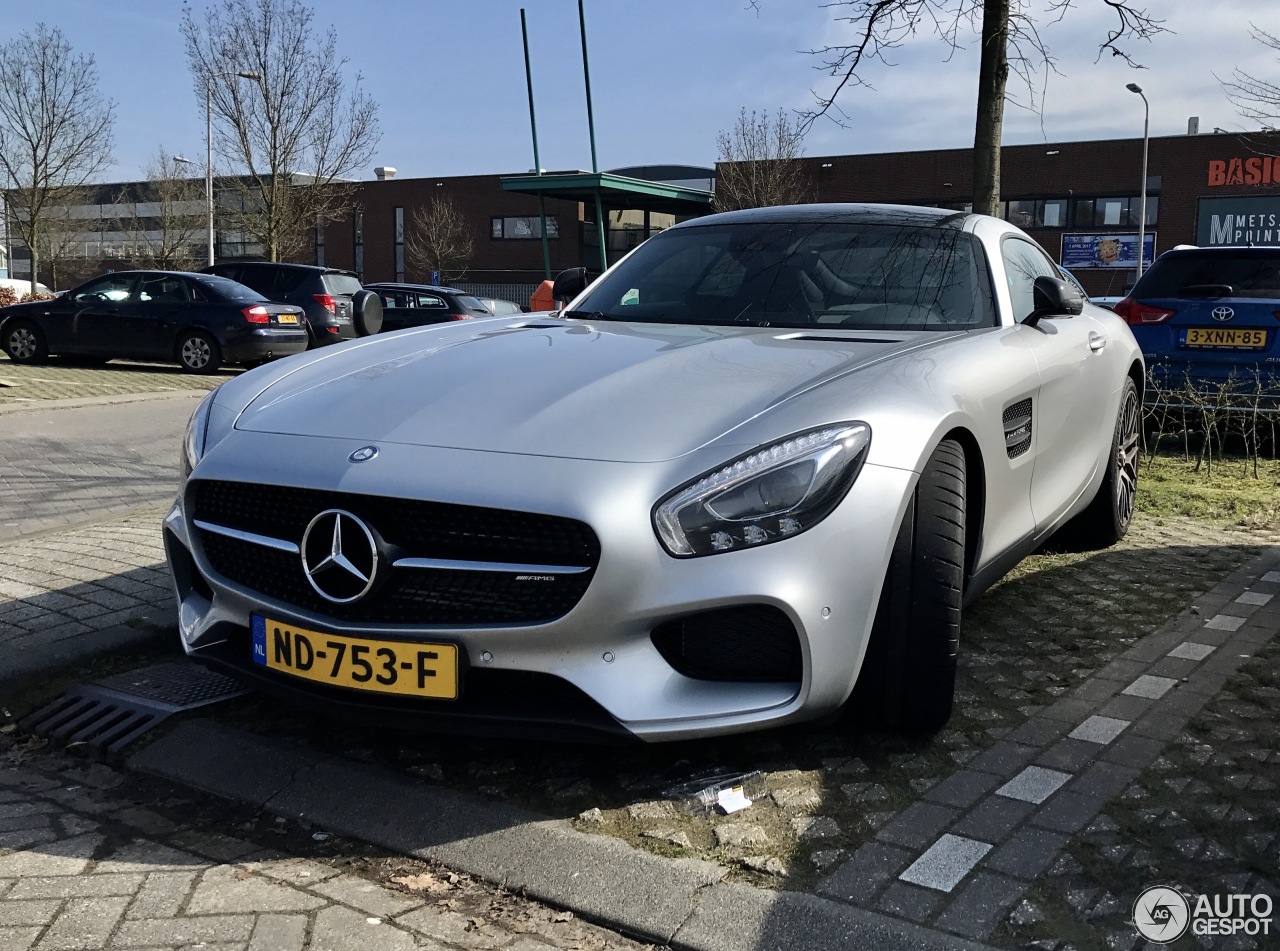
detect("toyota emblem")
(1211, 306), (1234, 321)
(300, 509), (379, 603)
(349, 445), (379, 463)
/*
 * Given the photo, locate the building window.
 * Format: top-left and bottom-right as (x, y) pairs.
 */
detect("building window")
(353, 211), (364, 279)
(1005, 199), (1069, 229)
(394, 207), (404, 282)
(1072, 196), (1158, 228)
(491, 215), (558, 239)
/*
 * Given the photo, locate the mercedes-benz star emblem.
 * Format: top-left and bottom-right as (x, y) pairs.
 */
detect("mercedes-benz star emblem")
(301, 509), (379, 603)
(1211, 306), (1235, 321)
(349, 445), (379, 463)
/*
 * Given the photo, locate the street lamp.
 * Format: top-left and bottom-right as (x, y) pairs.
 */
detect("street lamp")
(1126, 82), (1149, 280)
(202, 71), (260, 266)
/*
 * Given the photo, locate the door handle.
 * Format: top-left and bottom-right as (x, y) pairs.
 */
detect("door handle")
(1088, 331), (1107, 352)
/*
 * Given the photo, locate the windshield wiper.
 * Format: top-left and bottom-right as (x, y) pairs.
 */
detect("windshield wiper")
(562, 309), (617, 321)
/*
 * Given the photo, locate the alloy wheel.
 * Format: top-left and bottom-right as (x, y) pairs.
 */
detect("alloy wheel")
(1115, 387), (1141, 527)
(181, 336), (211, 369)
(8, 327), (37, 360)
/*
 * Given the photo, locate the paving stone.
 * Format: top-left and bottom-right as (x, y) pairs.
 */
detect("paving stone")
(92, 839), (202, 874)
(966, 742), (1039, 778)
(876, 881), (942, 922)
(984, 827), (1071, 880)
(922, 770), (1003, 809)
(0, 834), (102, 878)
(167, 831), (261, 864)
(1123, 675), (1179, 700)
(1068, 716), (1129, 745)
(816, 841), (913, 904)
(186, 865), (327, 914)
(124, 870), (197, 920)
(1205, 614), (1246, 632)
(7, 873), (144, 900)
(899, 834), (992, 893)
(0, 927), (40, 951)
(997, 766), (1071, 805)
(1006, 718), (1066, 748)
(309, 905), (419, 951)
(1030, 791), (1105, 834)
(109, 914), (256, 947)
(952, 796), (1036, 842)
(0, 827), (58, 854)
(934, 871), (1027, 939)
(1034, 738), (1102, 772)
(1097, 694), (1155, 721)
(876, 801), (961, 850)
(36, 895), (129, 951)
(311, 873), (424, 919)
(1234, 591), (1272, 606)
(1099, 733), (1166, 768)
(247, 913), (307, 951)
(0, 899), (61, 927)
(713, 823), (770, 848)
(789, 816), (840, 841)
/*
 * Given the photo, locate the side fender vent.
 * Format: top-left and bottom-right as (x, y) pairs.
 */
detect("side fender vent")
(1003, 398), (1033, 459)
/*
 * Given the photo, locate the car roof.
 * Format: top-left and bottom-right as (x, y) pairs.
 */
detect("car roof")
(365, 282), (467, 294)
(207, 262), (360, 277)
(669, 203), (971, 232)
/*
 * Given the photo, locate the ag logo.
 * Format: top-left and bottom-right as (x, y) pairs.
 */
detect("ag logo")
(1133, 885), (1191, 943)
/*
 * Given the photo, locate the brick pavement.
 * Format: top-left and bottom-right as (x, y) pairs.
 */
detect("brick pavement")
(0, 747), (652, 951)
(0, 357), (229, 408)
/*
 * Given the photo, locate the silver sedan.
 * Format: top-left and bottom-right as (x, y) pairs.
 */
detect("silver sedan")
(164, 204), (1143, 742)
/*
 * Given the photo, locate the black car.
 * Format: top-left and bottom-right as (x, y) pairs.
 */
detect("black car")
(364, 282), (495, 332)
(0, 270), (308, 373)
(204, 262), (382, 345)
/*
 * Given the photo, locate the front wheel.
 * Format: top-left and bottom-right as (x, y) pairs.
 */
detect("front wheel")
(849, 438), (966, 732)
(3, 320), (48, 364)
(177, 331), (221, 374)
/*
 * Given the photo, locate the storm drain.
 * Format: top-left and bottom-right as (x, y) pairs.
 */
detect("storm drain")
(21, 662), (249, 754)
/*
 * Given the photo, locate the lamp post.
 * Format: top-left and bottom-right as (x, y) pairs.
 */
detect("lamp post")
(1126, 82), (1149, 281)
(202, 71), (260, 266)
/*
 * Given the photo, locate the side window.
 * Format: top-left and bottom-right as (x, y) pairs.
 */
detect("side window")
(72, 274), (137, 304)
(137, 275), (190, 303)
(236, 266), (275, 295)
(1001, 238), (1059, 322)
(416, 295), (446, 309)
(380, 291), (414, 308)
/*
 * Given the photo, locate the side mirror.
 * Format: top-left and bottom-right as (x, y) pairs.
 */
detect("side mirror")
(552, 267), (588, 303)
(1023, 275), (1085, 327)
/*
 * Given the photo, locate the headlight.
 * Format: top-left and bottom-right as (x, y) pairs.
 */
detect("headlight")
(653, 423), (871, 557)
(180, 390), (217, 481)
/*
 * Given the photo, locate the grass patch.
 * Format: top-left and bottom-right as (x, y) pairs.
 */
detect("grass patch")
(1137, 454), (1280, 529)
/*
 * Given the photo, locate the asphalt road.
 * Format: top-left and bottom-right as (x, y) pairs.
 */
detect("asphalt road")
(0, 391), (203, 539)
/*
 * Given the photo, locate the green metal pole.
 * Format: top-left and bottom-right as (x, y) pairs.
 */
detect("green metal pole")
(578, 0), (608, 272)
(521, 9), (551, 280)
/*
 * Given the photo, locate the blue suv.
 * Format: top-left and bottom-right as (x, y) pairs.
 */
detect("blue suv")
(1114, 247), (1280, 412)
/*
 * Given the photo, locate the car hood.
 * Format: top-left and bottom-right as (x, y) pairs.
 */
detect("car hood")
(235, 319), (960, 462)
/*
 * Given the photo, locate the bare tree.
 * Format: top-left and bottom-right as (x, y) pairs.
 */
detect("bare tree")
(404, 196), (474, 284)
(0, 24), (114, 292)
(1222, 24), (1280, 130)
(793, 0), (1164, 215)
(714, 108), (811, 212)
(114, 150), (205, 271)
(181, 0), (380, 262)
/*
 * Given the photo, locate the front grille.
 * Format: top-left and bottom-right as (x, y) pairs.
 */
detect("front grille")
(191, 480), (599, 625)
(651, 606), (802, 682)
(1003, 398), (1033, 459)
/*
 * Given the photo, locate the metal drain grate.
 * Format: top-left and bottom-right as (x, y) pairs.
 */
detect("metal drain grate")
(21, 662), (250, 753)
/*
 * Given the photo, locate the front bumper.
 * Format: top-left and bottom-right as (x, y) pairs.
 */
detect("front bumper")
(164, 434), (914, 742)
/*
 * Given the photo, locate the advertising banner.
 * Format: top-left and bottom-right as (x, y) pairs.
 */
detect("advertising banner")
(1061, 233), (1156, 270)
(1196, 196), (1280, 247)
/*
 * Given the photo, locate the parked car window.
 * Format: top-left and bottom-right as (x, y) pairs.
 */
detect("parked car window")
(416, 295), (447, 309)
(138, 274), (190, 303)
(1134, 250), (1280, 298)
(1002, 237), (1060, 322)
(380, 290), (416, 308)
(194, 275), (268, 302)
(454, 296), (492, 316)
(321, 273), (363, 296)
(72, 273), (137, 304)
(230, 265), (273, 295)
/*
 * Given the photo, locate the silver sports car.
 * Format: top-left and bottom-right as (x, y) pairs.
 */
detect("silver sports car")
(165, 205), (1143, 742)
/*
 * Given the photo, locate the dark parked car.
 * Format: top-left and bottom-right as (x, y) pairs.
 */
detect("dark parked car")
(1113, 246), (1280, 411)
(364, 283), (494, 332)
(203, 262), (382, 345)
(0, 270), (307, 373)
(477, 296), (526, 316)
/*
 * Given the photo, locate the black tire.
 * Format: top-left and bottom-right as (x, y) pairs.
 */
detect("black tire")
(3, 320), (48, 364)
(351, 290), (383, 336)
(851, 438), (966, 732)
(1061, 377), (1140, 548)
(177, 331), (221, 374)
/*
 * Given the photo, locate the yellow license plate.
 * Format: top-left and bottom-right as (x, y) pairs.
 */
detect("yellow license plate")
(277, 314), (299, 324)
(1184, 327), (1268, 348)
(251, 615), (458, 699)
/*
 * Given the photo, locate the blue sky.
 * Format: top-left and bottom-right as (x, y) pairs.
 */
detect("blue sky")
(3, 0), (1272, 184)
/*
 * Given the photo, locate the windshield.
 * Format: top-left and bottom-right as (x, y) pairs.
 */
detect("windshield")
(570, 221), (995, 330)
